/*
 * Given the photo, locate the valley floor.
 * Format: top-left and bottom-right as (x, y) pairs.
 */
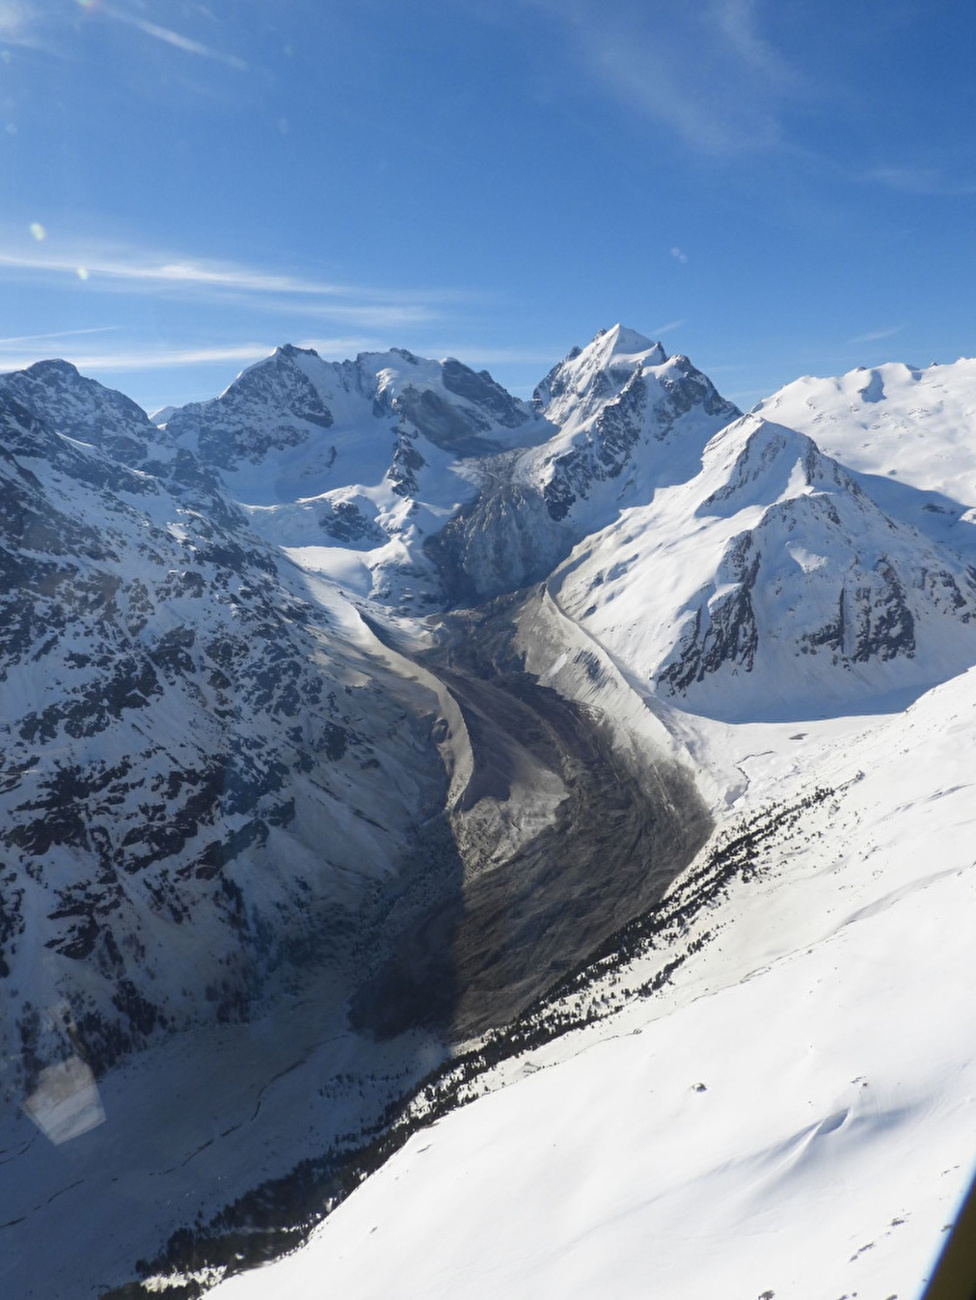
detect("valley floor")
(206, 667), (976, 1300)
(0, 971), (446, 1299)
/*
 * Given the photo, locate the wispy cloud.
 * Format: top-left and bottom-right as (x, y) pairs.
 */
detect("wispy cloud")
(0, 325), (120, 346)
(711, 0), (794, 89)
(864, 166), (976, 196)
(0, 336), (572, 382)
(294, 336), (393, 358)
(0, 0), (45, 48)
(425, 344), (566, 366)
(726, 387), (772, 407)
(525, 0), (806, 156)
(94, 3), (248, 72)
(254, 299), (441, 327)
(0, 0), (249, 69)
(849, 324), (904, 344)
(0, 243), (456, 328)
(0, 343), (276, 374)
(1, 335), (424, 373)
(0, 248), (351, 297)
(650, 318), (685, 337)
(66, 344), (275, 372)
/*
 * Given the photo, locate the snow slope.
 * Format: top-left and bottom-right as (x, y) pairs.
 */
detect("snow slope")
(552, 413), (976, 720)
(754, 359), (976, 560)
(210, 664), (976, 1300)
(754, 357), (976, 502)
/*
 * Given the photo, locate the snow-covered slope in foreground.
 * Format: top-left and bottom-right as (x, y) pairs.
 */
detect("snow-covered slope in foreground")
(211, 666), (976, 1300)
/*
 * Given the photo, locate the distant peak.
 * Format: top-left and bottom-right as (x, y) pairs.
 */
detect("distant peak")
(585, 324), (663, 361)
(24, 358), (83, 380)
(274, 343), (319, 361)
(564, 324), (669, 375)
(607, 323), (656, 351)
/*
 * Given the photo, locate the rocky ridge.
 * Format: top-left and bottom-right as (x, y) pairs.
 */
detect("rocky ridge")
(0, 365), (450, 1094)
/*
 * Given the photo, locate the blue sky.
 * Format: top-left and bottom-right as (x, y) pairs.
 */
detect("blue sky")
(1, 0), (974, 413)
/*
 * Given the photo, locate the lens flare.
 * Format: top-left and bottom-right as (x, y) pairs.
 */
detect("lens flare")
(29, 222), (45, 241)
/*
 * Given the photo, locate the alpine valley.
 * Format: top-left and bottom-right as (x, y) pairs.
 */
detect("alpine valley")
(1, 326), (974, 1299)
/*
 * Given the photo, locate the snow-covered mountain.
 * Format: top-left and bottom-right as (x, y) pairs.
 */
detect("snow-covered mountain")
(754, 357), (976, 559)
(429, 324), (742, 601)
(755, 356), (976, 503)
(553, 412), (976, 720)
(161, 343), (549, 609)
(0, 361), (454, 1092)
(2, 329), (975, 1300)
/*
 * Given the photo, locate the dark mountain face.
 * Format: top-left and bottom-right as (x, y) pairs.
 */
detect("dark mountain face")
(0, 366), (450, 1092)
(165, 345), (336, 471)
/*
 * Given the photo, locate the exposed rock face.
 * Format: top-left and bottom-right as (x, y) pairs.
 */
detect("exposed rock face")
(441, 357), (529, 429)
(658, 531), (762, 693)
(425, 465), (576, 603)
(2, 358), (173, 464)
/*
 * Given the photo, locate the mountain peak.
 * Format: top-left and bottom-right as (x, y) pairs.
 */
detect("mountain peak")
(273, 342), (320, 362)
(533, 325), (686, 426)
(21, 357), (84, 381)
(595, 323), (663, 360)
(0, 356), (156, 455)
